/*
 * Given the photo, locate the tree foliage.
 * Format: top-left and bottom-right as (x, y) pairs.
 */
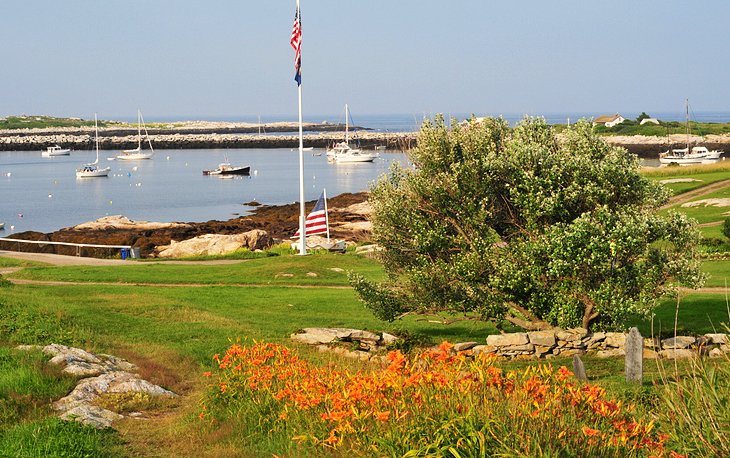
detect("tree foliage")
(351, 116), (704, 331)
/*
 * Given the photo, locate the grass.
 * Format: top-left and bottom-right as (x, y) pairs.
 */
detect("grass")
(630, 293), (730, 337)
(0, 115), (116, 130)
(7, 251), (387, 286)
(663, 186), (730, 224)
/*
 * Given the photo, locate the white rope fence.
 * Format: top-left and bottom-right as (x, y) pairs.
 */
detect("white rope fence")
(0, 237), (134, 257)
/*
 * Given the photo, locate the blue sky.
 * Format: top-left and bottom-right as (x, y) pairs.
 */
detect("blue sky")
(1, 1), (728, 120)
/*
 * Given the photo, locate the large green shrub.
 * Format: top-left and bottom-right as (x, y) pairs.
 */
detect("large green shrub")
(352, 116), (704, 331)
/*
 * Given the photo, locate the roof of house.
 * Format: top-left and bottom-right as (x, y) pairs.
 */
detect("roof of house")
(593, 114), (623, 123)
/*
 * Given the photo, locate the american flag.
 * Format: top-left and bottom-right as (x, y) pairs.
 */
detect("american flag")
(290, 8), (302, 86)
(292, 191), (328, 238)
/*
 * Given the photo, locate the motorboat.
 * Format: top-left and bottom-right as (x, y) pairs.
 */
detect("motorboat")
(326, 104), (378, 163)
(42, 145), (71, 157)
(659, 146), (722, 165)
(116, 109), (154, 160)
(202, 163), (251, 176)
(76, 114), (111, 178)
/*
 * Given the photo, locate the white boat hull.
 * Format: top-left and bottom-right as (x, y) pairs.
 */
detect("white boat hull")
(76, 166), (111, 177)
(42, 148), (71, 157)
(333, 153), (377, 163)
(117, 152), (153, 160)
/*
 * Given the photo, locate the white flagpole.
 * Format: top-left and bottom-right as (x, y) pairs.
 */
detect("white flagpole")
(324, 188), (330, 242)
(296, 0), (306, 255)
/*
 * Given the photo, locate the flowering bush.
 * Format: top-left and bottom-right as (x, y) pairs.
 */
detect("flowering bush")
(201, 341), (680, 457)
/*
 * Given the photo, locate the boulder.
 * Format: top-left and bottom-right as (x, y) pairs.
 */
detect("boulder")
(381, 332), (399, 346)
(708, 348), (724, 358)
(156, 230), (272, 257)
(290, 328), (360, 345)
(556, 328), (589, 342)
(486, 333), (529, 347)
(347, 330), (380, 343)
(60, 405), (122, 429)
(472, 345), (496, 355)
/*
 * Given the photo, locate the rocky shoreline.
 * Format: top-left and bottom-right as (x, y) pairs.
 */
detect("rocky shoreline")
(0, 192), (372, 258)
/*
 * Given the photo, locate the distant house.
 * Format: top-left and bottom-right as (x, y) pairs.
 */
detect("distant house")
(593, 114), (626, 128)
(639, 117), (660, 125)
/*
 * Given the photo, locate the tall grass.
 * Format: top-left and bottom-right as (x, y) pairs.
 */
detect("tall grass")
(642, 161), (730, 177)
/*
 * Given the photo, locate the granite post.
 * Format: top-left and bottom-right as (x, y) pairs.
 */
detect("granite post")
(625, 327), (643, 383)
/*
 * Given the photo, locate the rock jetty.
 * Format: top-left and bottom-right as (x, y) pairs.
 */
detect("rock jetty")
(0, 120), (416, 151)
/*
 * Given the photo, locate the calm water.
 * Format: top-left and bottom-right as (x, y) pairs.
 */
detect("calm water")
(0, 149), (408, 234)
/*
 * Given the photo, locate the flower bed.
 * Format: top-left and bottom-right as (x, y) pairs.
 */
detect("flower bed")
(201, 341), (681, 457)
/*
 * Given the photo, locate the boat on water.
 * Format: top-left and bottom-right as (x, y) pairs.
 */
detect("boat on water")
(116, 109), (154, 160)
(0, 222), (4, 230)
(202, 163), (251, 176)
(41, 145), (71, 157)
(326, 104), (378, 163)
(76, 114), (111, 178)
(659, 99), (724, 166)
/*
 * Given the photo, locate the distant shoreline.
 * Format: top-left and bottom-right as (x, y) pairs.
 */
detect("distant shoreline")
(1, 119), (730, 157)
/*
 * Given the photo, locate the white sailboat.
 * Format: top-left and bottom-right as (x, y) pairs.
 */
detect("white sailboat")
(327, 104), (378, 163)
(76, 114), (111, 178)
(659, 99), (723, 166)
(116, 109), (154, 160)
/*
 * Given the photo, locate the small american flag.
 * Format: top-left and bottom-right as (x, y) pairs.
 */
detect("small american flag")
(292, 191), (328, 238)
(290, 8), (302, 86)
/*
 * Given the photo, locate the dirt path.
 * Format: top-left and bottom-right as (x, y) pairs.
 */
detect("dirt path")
(661, 178), (730, 210)
(5, 278), (351, 289)
(0, 250), (244, 266)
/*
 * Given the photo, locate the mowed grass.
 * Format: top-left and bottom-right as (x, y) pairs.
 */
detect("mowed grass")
(643, 161), (730, 195)
(664, 185), (730, 224)
(7, 252), (387, 286)
(630, 293), (730, 337)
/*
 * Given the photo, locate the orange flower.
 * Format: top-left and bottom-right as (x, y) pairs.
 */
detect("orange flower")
(202, 371), (212, 378)
(375, 410), (391, 422)
(582, 426), (600, 437)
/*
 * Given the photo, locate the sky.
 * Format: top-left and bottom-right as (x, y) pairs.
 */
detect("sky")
(1, 1), (728, 120)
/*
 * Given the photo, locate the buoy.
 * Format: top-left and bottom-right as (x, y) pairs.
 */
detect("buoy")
(127, 172), (132, 177)
(48, 194), (52, 198)
(166, 156), (170, 160)
(253, 170), (258, 176)
(132, 166), (138, 171)
(6, 172), (11, 177)
(10, 225), (14, 230)
(109, 200), (113, 205)
(18, 213), (22, 218)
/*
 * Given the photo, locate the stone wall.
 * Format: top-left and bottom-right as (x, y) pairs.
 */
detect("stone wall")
(292, 327), (730, 361)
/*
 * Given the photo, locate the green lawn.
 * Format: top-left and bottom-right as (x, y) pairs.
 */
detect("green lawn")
(663, 185), (730, 224)
(7, 253), (387, 286)
(630, 293), (730, 337)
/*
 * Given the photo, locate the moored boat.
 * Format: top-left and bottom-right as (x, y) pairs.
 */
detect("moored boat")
(202, 163), (251, 176)
(42, 145), (71, 157)
(76, 114), (111, 178)
(116, 110), (154, 160)
(659, 99), (724, 166)
(326, 104), (378, 163)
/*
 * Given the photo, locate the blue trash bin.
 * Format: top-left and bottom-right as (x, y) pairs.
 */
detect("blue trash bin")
(121, 248), (128, 260)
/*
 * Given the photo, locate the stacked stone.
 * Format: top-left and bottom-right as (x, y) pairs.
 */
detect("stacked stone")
(291, 328), (730, 361)
(291, 328), (398, 361)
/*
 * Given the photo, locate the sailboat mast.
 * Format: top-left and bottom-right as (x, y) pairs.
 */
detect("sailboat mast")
(94, 113), (99, 164)
(137, 109), (142, 149)
(345, 104), (349, 143)
(685, 98), (690, 150)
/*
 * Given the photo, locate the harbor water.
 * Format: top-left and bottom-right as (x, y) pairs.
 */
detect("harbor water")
(0, 148), (408, 234)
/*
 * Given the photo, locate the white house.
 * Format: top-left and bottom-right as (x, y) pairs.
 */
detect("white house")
(593, 114), (626, 127)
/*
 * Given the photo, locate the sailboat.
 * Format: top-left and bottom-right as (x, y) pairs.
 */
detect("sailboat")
(116, 109), (154, 160)
(659, 100), (723, 166)
(76, 114), (111, 178)
(326, 104), (378, 163)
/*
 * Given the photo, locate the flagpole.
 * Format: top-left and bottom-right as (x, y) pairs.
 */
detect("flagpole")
(296, 0), (306, 256)
(324, 188), (330, 242)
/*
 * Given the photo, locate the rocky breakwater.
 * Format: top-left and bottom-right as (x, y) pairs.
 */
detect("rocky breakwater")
(0, 120), (416, 151)
(16, 344), (177, 429)
(0, 192), (373, 258)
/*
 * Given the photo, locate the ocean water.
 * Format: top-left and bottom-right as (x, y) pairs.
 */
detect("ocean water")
(0, 149), (408, 234)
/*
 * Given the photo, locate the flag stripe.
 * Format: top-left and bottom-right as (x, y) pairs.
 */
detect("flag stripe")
(292, 192), (328, 238)
(290, 8), (302, 85)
